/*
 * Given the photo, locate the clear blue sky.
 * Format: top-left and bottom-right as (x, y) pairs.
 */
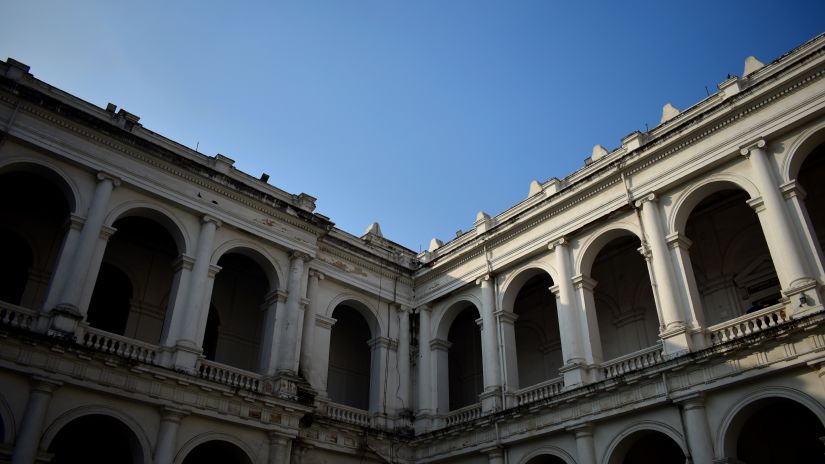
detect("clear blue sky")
(2, 1), (823, 251)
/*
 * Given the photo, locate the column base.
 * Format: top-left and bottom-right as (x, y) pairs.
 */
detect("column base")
(784, 281), (823, 318)
(479, 387), (502, 413)
(414, 411), (435, 434)
(661, 324), (691, 357)
(171, 341), (201, 374)
(47, 304), (83, 339)
(560, 360), (593, 387)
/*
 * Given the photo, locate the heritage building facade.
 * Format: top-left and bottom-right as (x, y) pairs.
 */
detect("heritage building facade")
(2, 33), (825, 464)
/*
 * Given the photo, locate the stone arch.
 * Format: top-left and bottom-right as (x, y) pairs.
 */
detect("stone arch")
(575, 222), (642, 277)
(518, 446), (576, 464)
(433, 293), (483, 341)
(716, 386), (825, 460)
(0, 158), (80, 213)
(175, 432), (256, 464)
(104, 201), (190, 256)
(499, 262), (558, 314)
(324, 294), (382, 338)
(670, 175), (760, 236)
(603, 420), (687, 464)
(41, 405), (152, 464)
(210, 240), (283, 292)
(784, 120), (825, 182)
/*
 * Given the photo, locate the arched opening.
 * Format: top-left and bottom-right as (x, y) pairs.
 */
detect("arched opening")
(86, 263), (133, 335)
(182, 440), (252, 464)
(0, 230), (33, 306)
(88, 216), (178, 343)
(684, 189), (780, 326)
(328, 304), (372, 410)
(591, 235), (659, 360)
(608, 429), (685, 464)
(0, 170), (71, 309)
(202, 304), (220, 362)
(47, 414), (144, 464)
(448, 304), (483, 410)
(797, 142), (825, 258)
(728, 397), (825, 463)
(513, 273), (562, 388)
(525, 454), (567, 464)
(207, 253), (268, 371)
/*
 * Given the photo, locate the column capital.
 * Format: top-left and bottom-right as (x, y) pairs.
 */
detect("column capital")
(494, 309), (518, 324)
(393, 303), (410, 314)
(416, 304), (432, 314)
(201, 215), (222, 227)
(673, 392), (706, 409)
(308, 269), (325, 280)
(475, 273), (494, 286)
(430, 338), (451, 352)
(548, 237), (570, 251)
(739, 138), (767, 157)
(634, 192), (658, 208)
(665, 232), (693, 250)
(99, 224), (118, 240)
(289, 250), (313, 263)
(780, 180), (806, 200)
(30, 376), (62, 394)
(746, 196), (766, 213)
(159, 406), (189, 422)
(368, 336), (394, 350)
(172, 254), (196, 272)
(549, 284), (561, 296)
(68, 213), (86, 231)
(96, 171), (122, 187)
(315, 314), (336, 329)
(264, 289), (289, 306)
(637, 244), (652, 261)
(207, 263), (222, 278)
(572, 274), (598, 290)
(567, 422), (595, 437)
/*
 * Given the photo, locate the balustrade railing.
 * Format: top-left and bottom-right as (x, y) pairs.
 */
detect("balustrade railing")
(602, 343), (664, 379)
(444, 402), (481, 427)
(80, 327), (162, 365)
(708, 303), (789, 345)
(197, 359), (263, 393)
(326, 402), (373, 427)
(0, 301), (37, 331)
(515, 376), (564, 406)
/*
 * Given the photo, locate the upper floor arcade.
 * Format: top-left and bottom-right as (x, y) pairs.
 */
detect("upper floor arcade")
(1, 32), (825, 441)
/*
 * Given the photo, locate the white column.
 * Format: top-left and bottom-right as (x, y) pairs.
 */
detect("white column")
(41, 214), (84, 314)
(76, 225), (118, 316)
(276, 251), (310, 374)
(299, 270), (324, 380)
(396, 305), (411, 411)
(667, 232), (710, 349)
(49, 173), (119, 334)
(259, 290), (288, 375)
(268, 432), (292, 463)
(485, 447), (504, 464)
(476, 274), (502, 412)
(781, 180), (825, 282)
(677, 394), (715, 464)
(369, 336), (392, 415)
(12, 377), (60, 464)
(415, 305), (434, 433)
(637, 194), (691, 354)
(153, 407), (186, 464)
(569, 423), (597, 464)
(313, 314), (336, 398)
(742, 140), (817, 309)
(431, 338), (451, 414)
(550, 238), (589, 386)
(169, 216), (220, 371)
(572, 275), (603, 365)
(496, 309), (519, 397)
